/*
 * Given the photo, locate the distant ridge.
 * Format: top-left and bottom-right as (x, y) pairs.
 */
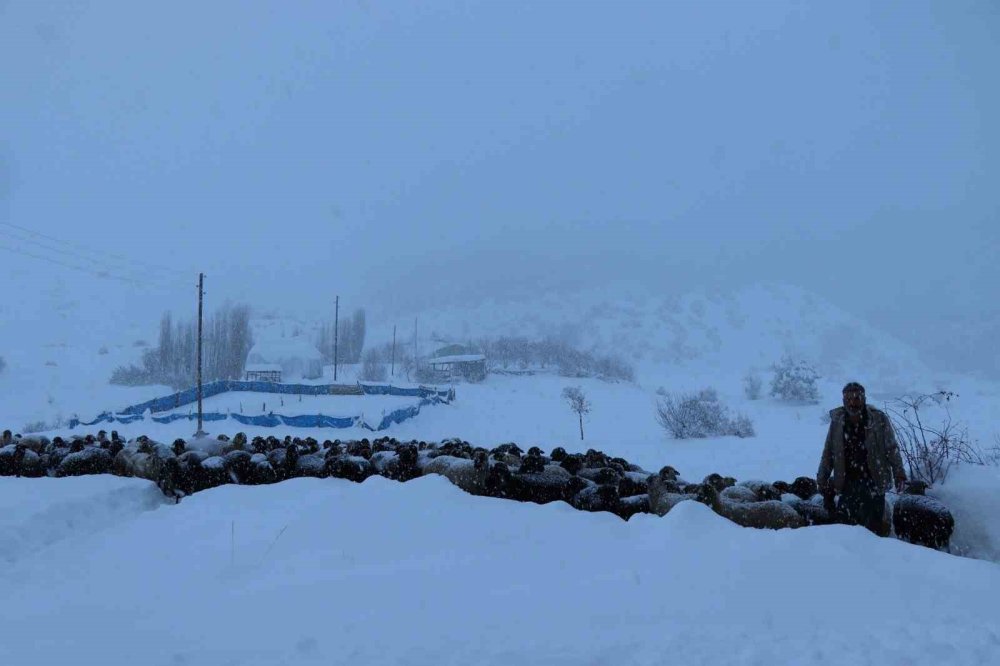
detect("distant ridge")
(373, 282), (929, 383)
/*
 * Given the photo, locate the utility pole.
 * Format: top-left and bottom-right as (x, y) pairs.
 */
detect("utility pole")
(194, 272), (207, 437)
(391, 324), (396, 377)
(333, 295), (339, 382)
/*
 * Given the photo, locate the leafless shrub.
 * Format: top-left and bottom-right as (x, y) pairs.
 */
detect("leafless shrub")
(884, 391), (990, 485)
(22, 421), (49, 434)
(22, 416), (65, 434)
(988, 437), (1000, 467)
(655, 388), (755, 439)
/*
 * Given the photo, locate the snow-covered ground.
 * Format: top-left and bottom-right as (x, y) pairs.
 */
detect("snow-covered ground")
(145, 391), (422, 420)
(2, 474), (999, 666)
(2, 280), (999, 664)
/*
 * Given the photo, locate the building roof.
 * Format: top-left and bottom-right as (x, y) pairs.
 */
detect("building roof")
(433, 343), (472, 357)
(245, 363), (283, 373)
(427, 354), (486, 365)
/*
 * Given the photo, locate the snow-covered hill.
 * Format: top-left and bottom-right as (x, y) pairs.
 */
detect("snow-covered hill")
(371, 282), (931, 387)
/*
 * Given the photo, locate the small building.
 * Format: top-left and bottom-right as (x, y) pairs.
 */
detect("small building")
(246, 337), (325, 380)
(244, 363), (282, 383)
(425, 347), (487, 383)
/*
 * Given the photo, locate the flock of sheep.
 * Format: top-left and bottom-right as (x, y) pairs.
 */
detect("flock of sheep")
(0, 428), (953, 551)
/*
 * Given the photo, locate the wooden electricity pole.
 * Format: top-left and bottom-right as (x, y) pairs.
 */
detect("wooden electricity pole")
(333, 295), (339, 381)
(391, 324), (396, 377)
(195, 272), (207, 437)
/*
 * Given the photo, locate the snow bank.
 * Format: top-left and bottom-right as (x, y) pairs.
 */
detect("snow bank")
(0, 476), (167, 565)
(933, 464), (1000, 563)
(1, 475), (997, 666)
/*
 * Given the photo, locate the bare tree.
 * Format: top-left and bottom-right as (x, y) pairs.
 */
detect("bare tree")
(112, 304), (253, 389)
(562, 386), (591, 440)
(359, 348), (388, 382)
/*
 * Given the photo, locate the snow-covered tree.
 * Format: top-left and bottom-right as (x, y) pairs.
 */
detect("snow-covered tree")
(769, 355), (820, 403)
(743, 371), (763, 400)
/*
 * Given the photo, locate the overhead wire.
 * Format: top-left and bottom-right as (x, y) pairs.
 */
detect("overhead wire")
(0, 231), (194, 292)
(0, 221), (192, 282)
(0, 242), (149, 286)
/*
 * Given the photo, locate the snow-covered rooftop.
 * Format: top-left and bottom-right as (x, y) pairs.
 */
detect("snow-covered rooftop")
(427, 354), (486, 365)
(244, 363), (282, 373)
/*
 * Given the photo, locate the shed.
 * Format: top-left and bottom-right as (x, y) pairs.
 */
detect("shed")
(246, 337), (324, 380)
(426, 353), (487, 382)
(244, 363), (282, 383)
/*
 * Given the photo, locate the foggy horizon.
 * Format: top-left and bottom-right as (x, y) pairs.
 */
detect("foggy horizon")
(2, 1), (997, 375)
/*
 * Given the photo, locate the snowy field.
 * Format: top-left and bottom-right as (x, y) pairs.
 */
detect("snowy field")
(147, 391), (422, 420)
(2, 283), (999, 664)
(2, 474), (999, 666)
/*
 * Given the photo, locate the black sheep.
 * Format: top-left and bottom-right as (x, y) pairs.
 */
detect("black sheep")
(893, 481), (954, 551)
(222, 450), (254, 484)
(583, 448), (610, 469)
(55, 447), (114, 477)
(176, 451), (208, 494)
(617, 494), (651, 520)
(492, 442), (523, 457)
(572, 483), (620, 515)
(346, 440), (372, 460)
(508, 463), (581, 505)
(518, 453), (546, 475)
(249, 454), (278, 485)
(579, 466), (622, 490)
(559, 454), (585, 476)
(789, 477), (819, 501)
(483, 461), (514, 499)
(619, 472), (649, 498)
(326, 454), (374, 483)
(738, 479), (782, 502)
(783, 497), (835, 526)
(379, 444), (420, 482)
(0, 443), (43, 477)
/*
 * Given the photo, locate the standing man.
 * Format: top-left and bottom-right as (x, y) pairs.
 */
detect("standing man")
(817, 382), (907, 535)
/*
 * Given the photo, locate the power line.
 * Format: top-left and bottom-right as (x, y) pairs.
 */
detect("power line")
(0, 227), (189, 290)
(0, 242), (139, 284)
(0, 221), (190, 280)
(0, 241), (182, 291)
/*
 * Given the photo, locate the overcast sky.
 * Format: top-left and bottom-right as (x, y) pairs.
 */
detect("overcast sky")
(1, 1), (997, 372)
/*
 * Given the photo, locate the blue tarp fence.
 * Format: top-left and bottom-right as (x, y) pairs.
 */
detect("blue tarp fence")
(69, 382), (455, 431)
(116, 380), (452, 416)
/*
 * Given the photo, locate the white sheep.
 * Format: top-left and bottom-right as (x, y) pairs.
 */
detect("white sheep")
(696, 484), (805, 530)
